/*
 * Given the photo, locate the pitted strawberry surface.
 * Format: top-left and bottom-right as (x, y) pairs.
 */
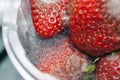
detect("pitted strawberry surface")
(70, 0), (120, 56)
(29, 0), (120, 79)
(30, 0), (70, 38)
(95, 53), (120, 80)
(37, 38), (90, 80)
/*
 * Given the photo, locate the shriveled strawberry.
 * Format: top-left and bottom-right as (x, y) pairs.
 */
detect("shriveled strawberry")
(30, 0), (70, 38)
(37, 37), (90, 80)
(70, 0), (120, 56)
(95, 52), (120, 80)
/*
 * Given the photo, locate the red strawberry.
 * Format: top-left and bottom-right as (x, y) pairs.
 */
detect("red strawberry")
(37, 37), (90, 80)
(95, 52), (120, 80)
(70, 0), (120, 56)
(30, 0), (70, 38)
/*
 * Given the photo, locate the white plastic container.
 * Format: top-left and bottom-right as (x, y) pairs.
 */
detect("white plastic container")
(2, 0), (58, 80)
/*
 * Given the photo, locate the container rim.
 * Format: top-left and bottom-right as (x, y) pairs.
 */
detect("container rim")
(2, 0), (58, 80)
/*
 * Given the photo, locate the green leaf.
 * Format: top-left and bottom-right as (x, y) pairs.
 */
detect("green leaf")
(84, 64), (96, 74)
(84, 73), (93, 80)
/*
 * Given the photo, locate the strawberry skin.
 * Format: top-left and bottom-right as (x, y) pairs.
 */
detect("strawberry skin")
(30, 0), (70, 38)
(70, 0), (120, 56)
(95, 53), (120, 80)
(37, 37), (90, 80)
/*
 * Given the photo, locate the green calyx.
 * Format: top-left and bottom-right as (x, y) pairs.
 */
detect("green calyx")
(83, 63), (96, 80)
(84, 73), (93, 80)
(84, 57), (100, 74)
(112, 51), (120, 56)
(84, 57), (100, 80)
(84, 64), (96, 74)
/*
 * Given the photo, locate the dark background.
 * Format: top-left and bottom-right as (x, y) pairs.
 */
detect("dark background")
(0, 27), (24, 80)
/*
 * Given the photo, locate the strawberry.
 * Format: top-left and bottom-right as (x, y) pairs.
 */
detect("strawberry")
(37, 37), (90, 80)
(30, 0), (70, 38)
(70, 0), (120, 56)
(95, 52), (120, 80)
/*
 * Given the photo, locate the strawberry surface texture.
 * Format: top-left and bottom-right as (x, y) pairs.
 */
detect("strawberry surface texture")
(70, 0), (120, 56)
(95, 52), (120, 80)
(29, 0), (120, 79)
(30, 0), (70, 38)
(37, 37), (90, 80)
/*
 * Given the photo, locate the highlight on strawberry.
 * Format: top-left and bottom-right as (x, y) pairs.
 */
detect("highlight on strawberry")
(70, 0), (120, 56)
(28, 0), (120, 79)
(30, 0), (70, 38)
(95, 52), (120, 80)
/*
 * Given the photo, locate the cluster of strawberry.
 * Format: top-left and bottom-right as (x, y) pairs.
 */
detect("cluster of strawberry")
(30, 0), (120, 80)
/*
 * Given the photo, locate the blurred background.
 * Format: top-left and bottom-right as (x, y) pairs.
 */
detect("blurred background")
(0, 23), (23, 80)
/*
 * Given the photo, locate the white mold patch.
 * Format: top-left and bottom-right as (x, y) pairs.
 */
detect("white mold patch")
(81, 60), (88, 72)
(107, 0), (120, 19)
